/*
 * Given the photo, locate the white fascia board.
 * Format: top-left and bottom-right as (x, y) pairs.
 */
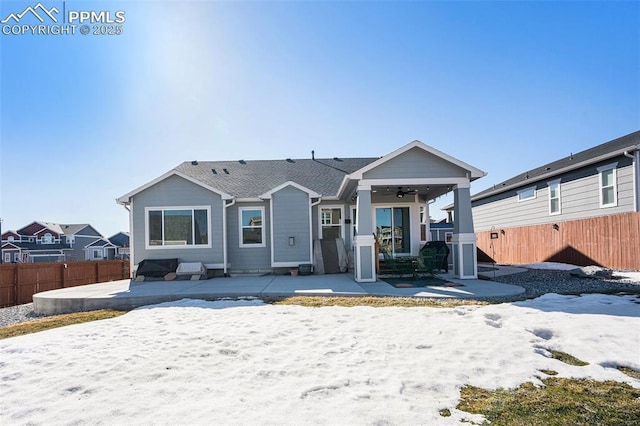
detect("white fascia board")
(116, 169), (233, 204)
(259, 181), (321, 199)
(335, 175), (351, 199)
(350, 140), (486, 180)
(234, 197), (265, 203)
(359, 177), (471, 187)
(472, 145), (639, 202)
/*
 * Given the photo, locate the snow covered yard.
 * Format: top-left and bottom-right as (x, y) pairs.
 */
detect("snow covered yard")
(1, 294), (639, 425)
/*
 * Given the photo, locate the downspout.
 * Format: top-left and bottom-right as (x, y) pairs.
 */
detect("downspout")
(310, 196), (322, 267)
(120, 201), (133, 278)
(223, 198), (236, 277)
(624, 150), (638, 212)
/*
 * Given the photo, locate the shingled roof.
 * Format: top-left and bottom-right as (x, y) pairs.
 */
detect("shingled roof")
(174, 157), (378, 199)
(472, 130), (640, 201)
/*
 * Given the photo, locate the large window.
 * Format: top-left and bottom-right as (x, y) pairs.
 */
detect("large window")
(239, 207), (265, 247)
(320, 207), (343, 240)
(598, 164), (617, 207)
(548, 180), (561, 215)
(146, 207), (210, 248)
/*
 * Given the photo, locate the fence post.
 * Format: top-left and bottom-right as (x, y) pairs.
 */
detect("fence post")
(14, 264), (19, 306)
(61, 263), (66, 288)
(96, 261), (100, 284)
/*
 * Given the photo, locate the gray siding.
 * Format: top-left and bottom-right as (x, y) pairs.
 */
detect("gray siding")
(227, 201), (272, 272)
(473, 157), (635, 231)
(272, 186), (311, 264)
(363, 147), (468, 179)
(131, 175), (224, 268)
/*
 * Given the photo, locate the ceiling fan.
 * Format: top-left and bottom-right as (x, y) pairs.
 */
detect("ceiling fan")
(380, 187), (418, 198)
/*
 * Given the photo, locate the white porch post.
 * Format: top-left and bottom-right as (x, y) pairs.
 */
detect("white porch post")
(354, 185), (376, 282)
(452, 183), (478, 279)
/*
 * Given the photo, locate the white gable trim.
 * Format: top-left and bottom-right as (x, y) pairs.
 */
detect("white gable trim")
(349, 140), (486, 180)
(260, 181), (321, 199)
(84, 239), (117, 249)
(116, 170), (233, 204)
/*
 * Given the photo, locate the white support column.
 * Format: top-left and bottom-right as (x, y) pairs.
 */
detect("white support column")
(354, 185), (376, 282)
(452, 183), (478, 279)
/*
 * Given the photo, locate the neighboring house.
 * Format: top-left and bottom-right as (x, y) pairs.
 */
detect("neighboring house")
(465, 130), (640, 270)
(109, 232), (130, 259)
(84, 238), (118, 260)
(1, 222), (110, 263)
(117, 141), (486, 282)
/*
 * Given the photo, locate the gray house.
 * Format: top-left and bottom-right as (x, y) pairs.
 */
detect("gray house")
(465, 130), (640, 269)
(117, 141), (486, 282)
(109, 232), (130, 259)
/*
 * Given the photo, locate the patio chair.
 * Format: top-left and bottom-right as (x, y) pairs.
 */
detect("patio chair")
(381, 250), (415, 278)
(415, 248), (438, 276)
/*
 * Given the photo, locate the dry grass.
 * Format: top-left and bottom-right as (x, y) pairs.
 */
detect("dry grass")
(272, 296), (488, 308)
(549, 349), (589, 366)
(618, 366), (640, 380)
(0, 310), (128, 340)
(458, 377), (640, 425)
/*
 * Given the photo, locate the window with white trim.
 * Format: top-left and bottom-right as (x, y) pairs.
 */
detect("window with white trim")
(239, 207), (265, 247)
(146, 207), (210, 248)
(42, 233), (53, 244)
(598, 164), (617, 207)
(548, 180), (561, 215)
(4, 253), (10, 263)
(517, 186), (536, 201)
(419, 205), (428, 241)
(93, 249), (103, 259)
(7, 236), (14, 242)
(320, 207), (343, 240)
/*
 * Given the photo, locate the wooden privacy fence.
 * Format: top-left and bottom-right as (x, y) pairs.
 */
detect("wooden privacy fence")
(476, 212), (640, 271)
(0, 260), (131, 308)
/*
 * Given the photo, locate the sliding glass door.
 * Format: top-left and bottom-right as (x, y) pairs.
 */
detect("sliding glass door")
(375, 207), (410, 256)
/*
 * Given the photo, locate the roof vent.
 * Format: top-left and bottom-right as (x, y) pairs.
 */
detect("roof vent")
(312, 150), (315, 160)
(239, 160), (246, 165)
(191, 160), (198, 165)
(570, 153), (573, 160)
(211, 168), (217, 174)
(223, 168), (229, 174)
(333, 157), (343, 162)
(546, 167), (551, 171)
(286, 158), (295, 163)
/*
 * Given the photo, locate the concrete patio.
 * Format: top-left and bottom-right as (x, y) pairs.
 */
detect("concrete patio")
(33, 265), (527, 314)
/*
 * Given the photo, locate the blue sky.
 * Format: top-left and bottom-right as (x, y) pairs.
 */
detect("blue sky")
(1, 0), (638, 237)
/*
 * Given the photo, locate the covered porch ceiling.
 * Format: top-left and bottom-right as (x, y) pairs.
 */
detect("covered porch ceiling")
(341, 180), (452, 203)
(370, 184), (451, 202)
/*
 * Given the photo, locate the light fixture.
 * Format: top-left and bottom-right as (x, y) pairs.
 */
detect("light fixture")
(396, 190), (404, 198)
(288, 236), (295, 246)
(553, 224), (559, 231)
